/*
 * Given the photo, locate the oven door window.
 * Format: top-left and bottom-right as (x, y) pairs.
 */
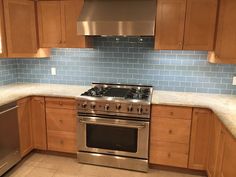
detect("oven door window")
(86, 124), (138, 153)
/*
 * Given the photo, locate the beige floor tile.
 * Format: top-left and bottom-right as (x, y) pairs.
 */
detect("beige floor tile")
(53, 171), (79, 177)
(56, 160), (83, 176)
(3, 165), (34, 177)
(22, 153), (48, 167)
(35, 154), (70, 170)
(3, 153), (206, 177)
(25, 167), (56, 177)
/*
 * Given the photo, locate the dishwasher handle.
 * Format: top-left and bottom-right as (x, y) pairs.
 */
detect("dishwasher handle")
(0, 106), (19, 115)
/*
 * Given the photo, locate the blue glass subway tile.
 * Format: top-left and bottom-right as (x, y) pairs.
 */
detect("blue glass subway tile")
(0, 37), (236, 95)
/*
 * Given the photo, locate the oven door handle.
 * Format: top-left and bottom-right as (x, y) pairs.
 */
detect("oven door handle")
(79, 118), (146, 129)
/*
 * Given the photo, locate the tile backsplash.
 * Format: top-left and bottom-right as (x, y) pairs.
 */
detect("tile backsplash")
(1, 37), (236, 95)
(0, 59), (17, 86)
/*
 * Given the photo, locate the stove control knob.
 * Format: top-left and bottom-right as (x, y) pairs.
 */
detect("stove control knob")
(137, 106), (143, 114)
(128, 105), (133, 112)
(116, 104), (121, 110)
(104, 104), (110, 111)
(90, 102), (96, 109)
(82, 102), (87, 108)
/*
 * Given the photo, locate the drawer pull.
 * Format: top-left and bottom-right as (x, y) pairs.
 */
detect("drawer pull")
(168, 129), (173, 134)
(169, 112), (174, 116)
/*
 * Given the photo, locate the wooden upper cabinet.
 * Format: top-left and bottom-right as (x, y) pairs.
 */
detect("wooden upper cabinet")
(155, 0), (186, 50)
(155, 0), (217, 51)
(0, 0), (6, 58)
(62, 0), (91, 48)
(209, 0), (236, 64)
(31, 97), (47, 150)
(37, 1), (62, 48)
(38, 0), (92, 48)
(188, 108), (211, 170)
(4, 0), (35, 57)
(183, 0), (217, 50)
(207, 114), (222, 177)
(17, 97), (33, 157)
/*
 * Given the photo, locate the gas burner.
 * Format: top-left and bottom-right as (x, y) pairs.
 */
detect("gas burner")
(125, 88), (150, 100)
(81, 84), (152, 101)
(78, 83), (153, 119)
(81, 86), (111, 97)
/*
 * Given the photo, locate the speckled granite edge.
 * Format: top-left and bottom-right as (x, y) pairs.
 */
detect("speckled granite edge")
(0, 83), (235, 138)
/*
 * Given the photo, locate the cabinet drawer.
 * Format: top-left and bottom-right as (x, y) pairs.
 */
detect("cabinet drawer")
(152, 105), (192, 120)
(46, 97), (76, 109)
(46, 108), (76, 132)
(150, 141), (189, 168)
(151, 118), (191, 144)
(47, 131), (76, 153)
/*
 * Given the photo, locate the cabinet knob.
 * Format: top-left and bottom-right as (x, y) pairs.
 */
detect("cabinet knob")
(178, 42), (182, 46)
(59, 119), (63, 123)
(168, 153), (171, 158)
(59, 101), (63, 105)
(168, 129), (173, 134)
(60, 140), (64, 145)
(169, 112), (174, 116)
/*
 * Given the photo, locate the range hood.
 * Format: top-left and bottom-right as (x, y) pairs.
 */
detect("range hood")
(77, 0), (156, 36)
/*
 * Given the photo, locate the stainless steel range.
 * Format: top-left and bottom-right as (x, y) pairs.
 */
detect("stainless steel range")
(77, 83), (153, 172)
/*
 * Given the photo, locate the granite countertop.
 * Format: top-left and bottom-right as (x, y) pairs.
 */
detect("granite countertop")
(0, 83), (235, 138)
(0, 83), (90, 106)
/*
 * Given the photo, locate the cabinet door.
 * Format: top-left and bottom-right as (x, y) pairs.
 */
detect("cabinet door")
(17, 98), (33, 157)
(150, 105), (192, 168)
(3, 0), (38, 57)
(31, 97), (47, 150)
(62, 0), (91, 48)
(183, 0), (217, 50)
(37, 1), (63, 48)
(0, 0), (6, 57)
(217, 129), (236, 177)
(214, 0), (236, 63)
(188, 108), (211, 170)
(207, 114), (222, 177)
(155, 0), (186, 50)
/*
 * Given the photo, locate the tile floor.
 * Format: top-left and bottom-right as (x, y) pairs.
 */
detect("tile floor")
(3, 153), (206, 177)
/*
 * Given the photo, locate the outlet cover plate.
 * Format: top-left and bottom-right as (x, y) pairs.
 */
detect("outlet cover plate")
(51, 67), (56, 75)
(233, 76), (236, 86)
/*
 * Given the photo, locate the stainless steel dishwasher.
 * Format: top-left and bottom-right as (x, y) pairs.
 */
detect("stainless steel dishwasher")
(0, 102), (21, 176)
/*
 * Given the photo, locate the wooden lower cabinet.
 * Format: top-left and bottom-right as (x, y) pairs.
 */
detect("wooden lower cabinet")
(207, 114), (222, 177)
(17, 97), (33, 157)
(150, 141), (189, 168)
(47, 131), (76, 153)
(46, 97), (77, 153)
(150, 105), (192, 168)
(215, 128), (236, 177)
(188, 108), (211, 170)
(152, 118), (191, 144)
(31, 97), (47, 150)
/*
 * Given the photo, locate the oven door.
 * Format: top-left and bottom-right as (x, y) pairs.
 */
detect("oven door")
(78, 116), (149, 159)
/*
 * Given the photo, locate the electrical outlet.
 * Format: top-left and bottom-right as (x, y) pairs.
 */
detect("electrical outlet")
(51, 67), (56, 76)
(233, 76), (236, 86)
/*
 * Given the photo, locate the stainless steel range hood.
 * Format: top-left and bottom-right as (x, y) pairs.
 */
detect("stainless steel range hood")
(77, 0), (156, 36)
